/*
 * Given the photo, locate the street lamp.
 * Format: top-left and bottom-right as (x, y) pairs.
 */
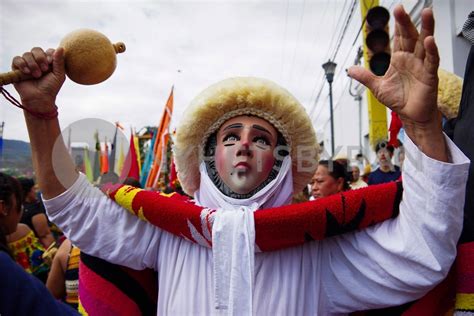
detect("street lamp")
(322, 60), (337, 157)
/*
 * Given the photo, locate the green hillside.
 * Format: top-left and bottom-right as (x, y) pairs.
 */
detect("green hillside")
(0, 139), (33, 176)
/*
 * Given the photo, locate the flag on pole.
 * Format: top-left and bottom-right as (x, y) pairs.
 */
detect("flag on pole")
(83, 147), (93, 182)
(120, 131), (140, 181)
(92, 131), (101, 182)
(116, 140), (125, 175)
(109, 125), (118, 172)
(100, 137), (109, 175)
(133, 130), (142, 172)
(140, 129), (157, 187)
(145, 86), (174, 189)
(151, 132), (170, 189)
(109, 122), (124, 173)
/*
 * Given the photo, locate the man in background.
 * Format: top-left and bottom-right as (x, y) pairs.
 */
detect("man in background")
(367, 141), (401, 185)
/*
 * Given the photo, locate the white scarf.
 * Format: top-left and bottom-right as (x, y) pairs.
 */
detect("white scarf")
(194, 156), (293, 315)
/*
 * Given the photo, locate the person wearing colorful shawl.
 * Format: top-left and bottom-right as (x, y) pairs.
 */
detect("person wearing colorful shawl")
(12, 5), (470, 315)
(6, 223), (49, 283)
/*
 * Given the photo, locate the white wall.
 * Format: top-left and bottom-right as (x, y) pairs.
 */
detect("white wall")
(434, 0), (471, 76)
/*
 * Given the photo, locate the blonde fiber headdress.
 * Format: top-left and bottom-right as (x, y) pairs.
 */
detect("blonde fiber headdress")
(438, 69), (463, 119)
(174, 77), (318, 196)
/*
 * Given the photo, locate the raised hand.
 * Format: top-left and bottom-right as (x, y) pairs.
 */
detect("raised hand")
(12, 47), (66, 112)
(12, 46), (77, 198)
(348, 5), (447, 161)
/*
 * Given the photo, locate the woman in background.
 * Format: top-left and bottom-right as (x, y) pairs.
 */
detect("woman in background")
(0, 172), (77, 315)
(311, 160), (351, 199)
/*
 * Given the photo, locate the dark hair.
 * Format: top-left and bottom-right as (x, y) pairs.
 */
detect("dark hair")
(18, 177), (35, 196)
(122, 177), (142, 189)
(375, 140), (394, 154)
(0, 173), (24, 256)
(318, 160), (351, 190)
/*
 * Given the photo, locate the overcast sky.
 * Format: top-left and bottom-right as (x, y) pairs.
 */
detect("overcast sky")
(0, 0), (411, 149)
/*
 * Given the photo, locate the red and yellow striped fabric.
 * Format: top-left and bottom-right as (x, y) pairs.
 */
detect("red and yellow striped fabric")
(455, 242), (474, 313)
(105, 181), (402, 252)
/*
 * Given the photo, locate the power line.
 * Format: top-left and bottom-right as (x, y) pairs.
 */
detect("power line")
(288, 0), (307, 82)
(313, 25), (362, 126)
(308, 0), (358, 122)
(321, 77), (352, 130)
(308, 73), (326, 119)
(312, 90), (329, 124)
(335, 31), (360, 81)
(316, 48), (362, 130)
(307, 0), (351, 118)
(295, 0), (331, 88)
(280, 0), (290, 81)
(325, 0), (350, 62)
(331, 0), (359, 61)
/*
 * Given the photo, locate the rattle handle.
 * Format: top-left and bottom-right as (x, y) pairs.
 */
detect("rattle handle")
(0, 69), (35, 86)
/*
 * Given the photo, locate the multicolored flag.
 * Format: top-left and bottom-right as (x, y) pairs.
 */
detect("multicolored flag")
(120, 131), (140, 181)
(83, 147), (93, 182)
(140, 128), (157, 188)
(109, 122), (124, 173)
(100, 137), (109, 175)
(116, 140), (125, 175)
(151, 132), (170, 189)
(145, 86), (174, 189)
(134, 131), (142, 173)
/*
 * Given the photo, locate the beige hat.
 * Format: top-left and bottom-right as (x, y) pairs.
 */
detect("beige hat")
(174, 77), (319, 196)
(438, 69), (463, 119)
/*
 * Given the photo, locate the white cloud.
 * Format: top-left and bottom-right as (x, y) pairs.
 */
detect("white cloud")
(1, 0), (363, 148)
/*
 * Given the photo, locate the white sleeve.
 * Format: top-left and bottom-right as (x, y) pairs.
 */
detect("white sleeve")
(320, 134), (470, 313)
(43, 173), (161, 270)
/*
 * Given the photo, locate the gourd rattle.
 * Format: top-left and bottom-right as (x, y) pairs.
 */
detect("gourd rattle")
(0, 29), (126, 86)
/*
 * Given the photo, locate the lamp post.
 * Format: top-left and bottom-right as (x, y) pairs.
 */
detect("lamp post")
(322, 60), (337, 157)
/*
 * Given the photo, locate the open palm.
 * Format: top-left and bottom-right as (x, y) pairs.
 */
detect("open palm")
(349, 5), (439, 126)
